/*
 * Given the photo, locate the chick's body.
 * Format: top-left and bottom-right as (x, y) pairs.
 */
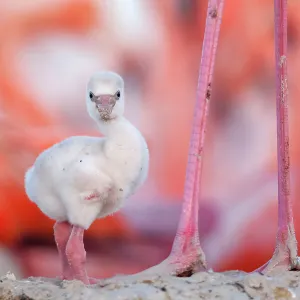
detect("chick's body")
(25, 73), (149, 230)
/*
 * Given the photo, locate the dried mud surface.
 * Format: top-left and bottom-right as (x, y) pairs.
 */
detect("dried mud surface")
(1, 270), (300, 300)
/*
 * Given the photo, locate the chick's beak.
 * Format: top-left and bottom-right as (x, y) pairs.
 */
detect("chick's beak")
(96, 95), (116, 116)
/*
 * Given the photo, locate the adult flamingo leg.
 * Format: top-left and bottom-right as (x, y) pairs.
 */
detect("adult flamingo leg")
(163, 0), (225, 276)
(65, 226), (89, 284)
(53, 221), (73, 280)
(134, 0), (225, 277)
(255, 0), (300, 274)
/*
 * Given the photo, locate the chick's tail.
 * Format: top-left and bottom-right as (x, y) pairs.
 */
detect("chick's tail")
(24, 166), (35, 201)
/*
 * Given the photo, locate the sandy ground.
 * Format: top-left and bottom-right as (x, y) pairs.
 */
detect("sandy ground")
(1, 270), (300, 300)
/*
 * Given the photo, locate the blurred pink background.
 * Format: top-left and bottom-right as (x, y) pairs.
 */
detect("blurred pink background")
(1, 0), (300, 279)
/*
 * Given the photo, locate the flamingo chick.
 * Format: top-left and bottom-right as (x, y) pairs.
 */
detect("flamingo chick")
(24, 71), (149, 284)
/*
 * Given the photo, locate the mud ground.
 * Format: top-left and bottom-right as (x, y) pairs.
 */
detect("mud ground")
(0, 269), (300, 300)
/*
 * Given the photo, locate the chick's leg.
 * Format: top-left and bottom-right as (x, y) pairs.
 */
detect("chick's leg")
(65, 225), (89, 284)
(53, 221), (73, 280)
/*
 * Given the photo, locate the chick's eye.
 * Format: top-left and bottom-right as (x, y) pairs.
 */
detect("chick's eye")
(116, 91), (121, 99)
(89, 92), (94, 100)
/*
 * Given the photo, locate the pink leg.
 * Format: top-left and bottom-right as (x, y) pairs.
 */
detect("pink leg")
(130, 0), (225, 278)
(65, 225), (90, 284)
(53, 221), (73, 280)
(159, 0), (225, 276)
(254, 0), (299, 274)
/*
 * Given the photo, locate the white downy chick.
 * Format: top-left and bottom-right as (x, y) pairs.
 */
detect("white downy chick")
(25, 71), (149, 230)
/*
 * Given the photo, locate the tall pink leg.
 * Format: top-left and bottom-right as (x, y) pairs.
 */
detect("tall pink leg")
(255, 0), (299, 274)
(53, 221), (73, 280)
(65, 225), (89, 284)
(164, 0), (225, 276)
(134, 0), (225, 277)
